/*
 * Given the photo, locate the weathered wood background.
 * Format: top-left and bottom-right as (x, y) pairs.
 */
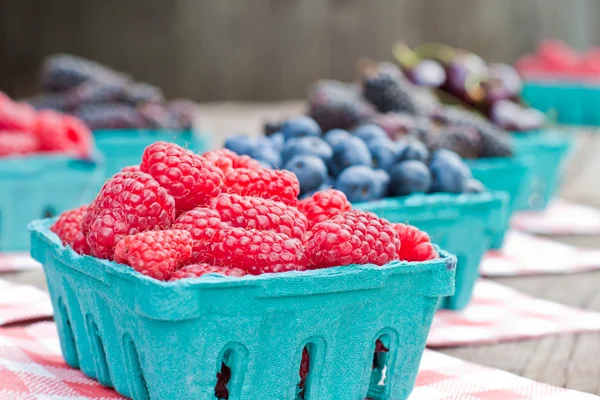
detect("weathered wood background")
(2, 0), (600, 101)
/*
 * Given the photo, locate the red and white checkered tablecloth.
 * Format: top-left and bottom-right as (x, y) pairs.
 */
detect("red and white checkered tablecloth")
(512, 199), (600, 236)
(0, 252), (41, 273)
(480, 230), (600, 277)
(0, 279), (53, 326)
(428, 280), (600, 347)
(0, 321), (596, 400)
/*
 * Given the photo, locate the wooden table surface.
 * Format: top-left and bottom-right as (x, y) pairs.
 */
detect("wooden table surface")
(6, 102), (600, 396)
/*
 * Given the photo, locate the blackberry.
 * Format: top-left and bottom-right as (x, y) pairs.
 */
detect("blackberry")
(75, 103), (144, 130)
(308, 80), (374, 132)
(26, 93), (68, 111)
(434, 125), (482, 159)
(41, 54), (129, 92)
(362, 65), (419, 114)
(433, 106), (513, 157)
(64, 80), (125, 110)
(410, 115), (438, 148)
(167, 99), (196, 130)
(263, 120), (282, 136)
(368, 112), (415, 141)
(138, 102), (180, 129)
(121, 82), (165, 105)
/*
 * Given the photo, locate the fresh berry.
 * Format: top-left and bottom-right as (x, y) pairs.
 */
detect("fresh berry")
(405, 59), (446, 87)
(369, 112), (417, 141)
(282, 136), (333, 164)
(281, 116), (322, 141)
(167, 99), (196, 130)
(0, 131), (39, 156)
(138, 102), (180, 129)
(429, 150), (472, 193)
(263, 120), (283, 136)
(465, 179), (485, 193)
(50, 205), (90, 254)
(362, 66), (418, 114)
(250, 143), (282, 168)
(284, 155), (328, 195)
(121, 165), (140, 172)
(392, 223), (439, 261)
(306, 210), (400, 269)
(352, 123), (389, 144)
(75, 104), (143, 130)
(297, 189), (351, 228)
(64, 80), (124, 110)
(223, 168), (300, 205)
(388, 160), (432, 197)
(308, 80), (374, 132)
(329, 136), (372, 177)
(0, 101), (36, 132)
(397, 140), (429, 163)
(211, 193), (308, 240)
(140, 142), (223, 211)
(121, 82), (165, 105)
(170, 263), (247, 280)
(267, 132), (285, 152)
(323, 129), (352, 148)
(26, 93), (69, 112)
(224, 135), (257, 157)
(207, 227), (307, 275)
(202, 148), (262, 174)
(434, 125), (482, 159)
(367, 138), (398, 171)
(172, 207), (227, 263)
(114, 230), (193, 280)
(334, 165), (387, 202)
(34, 111), (93, 158)
(84, 170), (176, 259)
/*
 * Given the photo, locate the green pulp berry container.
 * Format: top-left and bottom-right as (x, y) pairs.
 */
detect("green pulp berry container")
(466, 157), (533, 249)
(30, 218), (456, 400)
(0, 155), (104, 251)
(522, 80), (600, 126)
(93, 129), (210, 179)
(356, 191), (508, 310)
(512, 130), (572, 211)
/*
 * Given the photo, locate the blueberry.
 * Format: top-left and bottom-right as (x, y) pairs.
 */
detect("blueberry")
(268, 132), (285, 152)
(429, 152), (472, 193)
(281, 116), (322, 140)
(397, 140), (429, 163)
(334, 165), (385, 202)
(329, 136), (372, 177)
(284, 155), (328, 194)
(373, 169), (391, 198)
(251, 145), (282, 168)
(352, 123), (388, 144)
(388, 160), (432, 196)
(282, 136), (333, 164)
(465, 179), (485, 193)
(368, 138), (398, 171)
(224, 134), (256, 156)
(324, 129), (352, 148)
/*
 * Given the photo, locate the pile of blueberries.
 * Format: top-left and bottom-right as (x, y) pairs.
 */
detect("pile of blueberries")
(225, 115), (483, 203)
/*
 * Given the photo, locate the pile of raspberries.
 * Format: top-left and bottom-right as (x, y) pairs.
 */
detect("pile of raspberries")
(0, 91), (92, 158)
(51, 141), (438, 281)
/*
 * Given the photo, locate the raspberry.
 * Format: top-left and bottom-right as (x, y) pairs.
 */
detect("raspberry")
(202, 148), (261, 174)
(50, 205), (90, 254)
(207, 227), (307, 275)
(169, 263), (247, 281)
(121, 165), (140, 172)
(306, 210), (400, 269)
(84, 170), (176, 259)
(172, 207), (227, 262)
(0, 100), (36, 132)
(223, 168), (299, 205)
(297, 189), (351, 228)
(0, 131), (39, 156)
(140, 142), (223, 211)
(392, 223), (439, 262)
(211, 193), (308, 240)
(34, 111), (93, 158)
(114, 230), (193, 280)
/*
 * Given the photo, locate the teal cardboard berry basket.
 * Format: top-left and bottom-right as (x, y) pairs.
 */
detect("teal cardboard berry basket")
(355, 191), (508, 310)
(522, 80), (600, 126)
(512, 130), (572, 211)
(466, 157), (532, 249)
(0, 155), (103, 251)
(30, 218), (456, 400)
(93, 129), (210, 179)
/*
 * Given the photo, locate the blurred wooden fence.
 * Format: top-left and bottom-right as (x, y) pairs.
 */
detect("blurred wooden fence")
(1, 0), (600, 101)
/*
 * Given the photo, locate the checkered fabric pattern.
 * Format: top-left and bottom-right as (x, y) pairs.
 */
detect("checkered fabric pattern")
(0, 322), (596, 400)
(0, 279), (53, 326)
(480, 230), (600, 277)
(0, 252), (41, 273)
(512, 199), (600, 236)
(428, 280), (600, 347)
